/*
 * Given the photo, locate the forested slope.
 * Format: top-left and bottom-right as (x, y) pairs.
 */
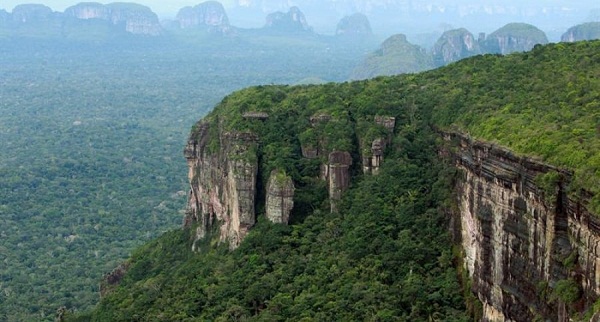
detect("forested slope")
(73, 40), (600, 320)
(0, 34), (373, 321)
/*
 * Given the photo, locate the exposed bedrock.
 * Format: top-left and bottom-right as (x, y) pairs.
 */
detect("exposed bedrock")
(443, 131), (600, 321)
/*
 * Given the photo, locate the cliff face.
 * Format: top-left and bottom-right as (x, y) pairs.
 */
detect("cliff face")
(335, 13), (372, 37)
(265, 6), (311, 32)
(64, 2), (162, 36)
(265, 170), (294, 224)
(176, 1), (231, 33)
(184, 122), (259, 250)
(183, 105), (395, 249)
(444, 131), (600, 321)
(561, 22), (600, 42)
(483, 23), (548, 55)
(432, 28), (480, 67)
(64, 3), (109, 20)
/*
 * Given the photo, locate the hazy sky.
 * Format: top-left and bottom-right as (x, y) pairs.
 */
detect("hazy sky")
(2, 1), (598, 18)
(0, 1), (211, 17)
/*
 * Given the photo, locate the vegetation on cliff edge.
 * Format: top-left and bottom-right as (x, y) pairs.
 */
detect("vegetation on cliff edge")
(75, 40), (600, 319)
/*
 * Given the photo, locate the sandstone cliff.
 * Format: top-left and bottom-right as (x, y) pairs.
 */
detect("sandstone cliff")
(183, 100), (397, 250)
(482, 23), (548, 55)
(335, 13), (372, 37)
(176, 1), (231, 33)
(64, 2), (162, 36)
(264, 6), (311, 33)
(265, 169), (294, 224)
(561, 22), (600, 42)
(184, 121), (259, 250)
(443, 131), (600, 321)
(432, 28), (481, 67)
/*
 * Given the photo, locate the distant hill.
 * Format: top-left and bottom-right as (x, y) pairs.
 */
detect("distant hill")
(482, 23), (548, 54)
(175, 1), (231, 34)
(335, 13), (372, 37)
(264, 6), (311, 33)
(0, 2), (162, 38)
(432, 28), (481, 67)
(351, 34), (433, 80)
(356, 22), (551, 79)
(562, 22), (600, 42)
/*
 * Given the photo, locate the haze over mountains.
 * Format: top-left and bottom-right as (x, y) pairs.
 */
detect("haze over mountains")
(2, 3), (600, 321)
(1, 0), (599, 39)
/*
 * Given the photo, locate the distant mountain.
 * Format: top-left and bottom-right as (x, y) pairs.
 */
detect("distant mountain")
(264, 6), (311, 33)
(351, 34), (433, 80)
(64, 2), (162, 36)
(432, 28), (480, 67)
(0, 2), (163, 37)
(335, 13), (372, 37)
(225, 0), (592, 35)
(176, 1), (231, 33)
(561, 22), (600, 42)
(11, 4), (55, 23)
(355, 22), (552, 79)
(482, 23), (548, 54)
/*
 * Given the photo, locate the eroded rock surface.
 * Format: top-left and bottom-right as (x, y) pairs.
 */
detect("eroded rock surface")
(265, 170), (294, 224)
(184, 121), (258, 250)
(64, 2), (162, 35)
(327, 151), (352, 212)
(444, 131), (600, 321)
(433, 28), (480, 66)
(176, 1), (231, 33)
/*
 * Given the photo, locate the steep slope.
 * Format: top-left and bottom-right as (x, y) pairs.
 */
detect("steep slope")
(482, 22), (549, 54)
(562, 22), (600, 42)
(351, 34), (433, 79)
(2, 2), (163, 37)
(176, 1), (231, 33)
(264, 6), (311, 33)
(72, 84), (469, 321)
(335, 13), (372, 37)
(73, 41), (600, 321)
(432, 28), (481, 67)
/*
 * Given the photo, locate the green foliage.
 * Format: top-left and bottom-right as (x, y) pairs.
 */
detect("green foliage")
(67, 39), (600, 321)
(352, 34), (434, 80)
(535, 171), (562, 204)
(6, 26), (600, 322)
(0, 32), (375, 321)
(78, 126), (469, 321)
(552, 279), (581, 304)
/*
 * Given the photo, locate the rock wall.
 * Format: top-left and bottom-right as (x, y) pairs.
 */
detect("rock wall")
(265, 170), (294, 224)
(482, 23), (548, 55)
(561, 22), (600, 42)
(443, 131), (600, 321)
(335, 13), (372, 37)
(361, 116), (395, 174)
(184, 121), (258, 250)
(432, 28), (480, 67)
(64, 2), (163, 36)
(326, 151), (352, 212)
(265, 6), (311, 32)
(176, 1), (231, 33)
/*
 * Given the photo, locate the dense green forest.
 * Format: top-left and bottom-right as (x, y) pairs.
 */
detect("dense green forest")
(69, 94), (468, 321)
(72, 40), (600, 320)
(0, 34), (375, 321)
